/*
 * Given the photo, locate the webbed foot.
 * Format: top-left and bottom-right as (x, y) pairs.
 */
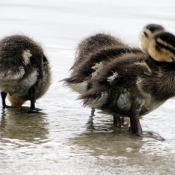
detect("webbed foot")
(140, 131), (165, 141)
(113, 115), (122, 128)
(2, 105), (12, 109)
(27, 109), (38, 113)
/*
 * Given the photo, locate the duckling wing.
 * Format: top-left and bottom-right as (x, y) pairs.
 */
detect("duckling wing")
(79, 55), (152, 109)
(68, 47), (144, 84)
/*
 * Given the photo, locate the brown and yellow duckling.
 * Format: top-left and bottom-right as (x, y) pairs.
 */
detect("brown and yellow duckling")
(139, 23), (165, 53)
(0, 35), (51, 112)
(79, 31), (175, 137)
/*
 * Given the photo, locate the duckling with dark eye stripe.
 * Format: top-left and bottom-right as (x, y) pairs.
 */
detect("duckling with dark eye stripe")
(66, 47), (142, 92)
(0, 35), (51, 112)
(149, 32), (175, 62)
(79, 31), (175, 138)
(139, 24), (165, 53)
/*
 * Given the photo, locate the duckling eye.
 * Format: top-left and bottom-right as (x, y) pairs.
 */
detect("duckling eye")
(144, 32), (148, 38)
(155, 45), (161, 51)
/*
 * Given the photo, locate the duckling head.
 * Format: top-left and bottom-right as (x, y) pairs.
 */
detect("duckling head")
(148, 32), (175, 62)
(0, 35), (43, 81)
(139, 24), (165, 53)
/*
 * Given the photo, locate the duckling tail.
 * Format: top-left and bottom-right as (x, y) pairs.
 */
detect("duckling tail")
(78, 87), (108, 108)
(62, 77), (84, 84)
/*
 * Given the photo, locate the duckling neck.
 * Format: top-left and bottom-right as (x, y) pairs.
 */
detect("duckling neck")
(155, 67), (175, 99)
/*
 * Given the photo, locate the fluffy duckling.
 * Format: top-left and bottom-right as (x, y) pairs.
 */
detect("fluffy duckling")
(65, 46), (142, 126)
(65, 33), (129, 120)
(71, 33), (127, 71)
(0, 35), (51, 112)
(65, 24), (164, 95)
(65, 47), (142, 94)
(79, 31), (175, 137)
(64, 32), (137, 94)
(139, 24), (165, 53)
(64, 24), (165, 127)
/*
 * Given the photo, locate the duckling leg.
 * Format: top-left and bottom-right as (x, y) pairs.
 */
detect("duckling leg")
(113, 115), (126, 127)
(130, 113), (164, 140)
(1, 92), (10, 108)
(121, 117), (127, 126)
(91, 108), (95, 116)
(28, 86), (37, 113)
(113, 114), (122, 128)
(130, 109), (143, 136)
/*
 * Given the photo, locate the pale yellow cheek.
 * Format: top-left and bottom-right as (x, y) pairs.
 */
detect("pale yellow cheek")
(158, 48), (175, 62)
(139, 28), (154, 53)
(139, 34), (149, 53)
(148, 46), (173, 62)
(166, 51), (175, 62)
(7, 94), (26, 107)
(139, 33), (149, 53)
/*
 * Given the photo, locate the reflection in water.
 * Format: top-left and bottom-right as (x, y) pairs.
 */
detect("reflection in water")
(0, 107), (49, 143)
(67, 115), (175, 175)
(70, 115), (175, 159)
(87, 112), (126, 132)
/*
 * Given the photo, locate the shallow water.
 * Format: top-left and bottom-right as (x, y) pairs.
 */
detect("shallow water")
(1, 0), (175, 174)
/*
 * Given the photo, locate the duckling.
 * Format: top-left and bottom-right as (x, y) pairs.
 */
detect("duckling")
(65, 24), (164, 94)
(66, 46), (142, 126)
(148, 31), (175, 62)
(79, 31), (175, 137)
(139, 24), (165, 53)
(71, 33), (127, 71)
(65, 33), (129, 120)
(64, 25), (165, 127)
(0, 35), (51, 112)
(65, 47), (142, 93)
